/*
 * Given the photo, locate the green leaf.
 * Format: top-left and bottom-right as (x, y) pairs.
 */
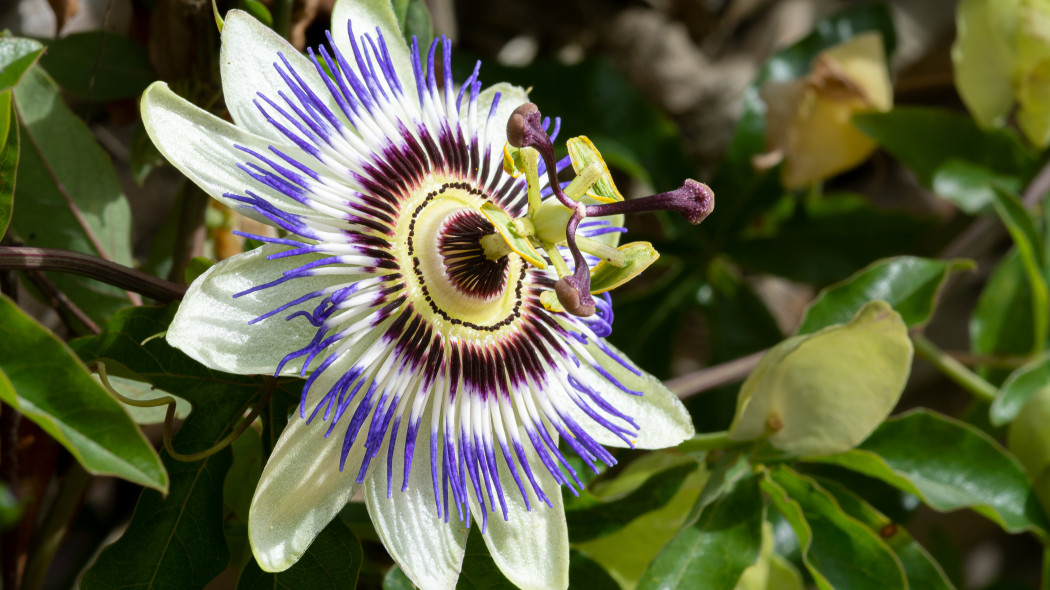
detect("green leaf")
(38, 32), (155, 101)
(383, 566), (414, 590)
(991, 354), (1050, 426)
(991, 186), (1048, 353)
(566, 462), (699, 543)
(638, 472), (765, 590)
(729, 301), (913, 456)
(0, 92), (17, 238)
(0, 482), (20, 531)
(0, 294), (167, 491)
(242, 0), (274, 28)
(12, 66), (133, 321)
(0, 37), (45, 92)
(393, 0), (433, 47)
(458, 528), (517, 590)
(74, 305), (306, 590)
(972, 249), (1036, 382)
(726, 193), (932, 286)
(931, 159), (1021, 215)
(237, 518), (362, 589)
(95, 371), (191, 425)
(804, 409), (1049, 537)
(761, 466), (906, 590)
(568, 550), (620, 590)
(853, 107), (1035, 187)
(574, 457), (708, 589)
(1008, 385), (1050, 477)
(816, 478), (955, 589)
(798, 256), (974, 334)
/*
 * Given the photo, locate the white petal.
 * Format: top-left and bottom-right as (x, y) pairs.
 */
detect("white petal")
(480, 445), (569, 590)
(330, 0), (414, 88)
(476, 82), (529, 168)
(365, 405), (467, 590)
(249, 376), (369, 572)
(560, 328), (695, 449)
(220, 10), (338, 142)
(141, 82), (315, 225)
(167, 244), (338, 375)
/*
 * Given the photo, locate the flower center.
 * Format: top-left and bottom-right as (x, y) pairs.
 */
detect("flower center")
(438, 210), (509, 300)
(398, 179), (526, 333)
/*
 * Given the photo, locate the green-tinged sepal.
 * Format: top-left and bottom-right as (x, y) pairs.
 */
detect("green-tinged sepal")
(589, 242), (660, 294)
(567, 136), (624, 203)
(728, 301), (912, 455)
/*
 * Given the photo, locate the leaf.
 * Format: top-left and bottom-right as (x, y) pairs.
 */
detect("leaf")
(38, 32), (155, 101)
(0, 294), (167, 491)
(393, 0), (434, 47)
(0, 92), (17, 238)
(971, 249), (1036, 383)
(804, 409), (1049, 537)
(816, 478), (955, 589)
(566, 462), (699, 543)
(74, 305), (306, 590)
(853, 107), (1035, 187)
(726, 193), (932, 286)
(1008, 384), (1050, 478)
(237, 518), (362, 589)
(574, 458), (708, 589)
(568, 550), (619, 590)
(458, 528), (517, 590)
(0, 37), (45, 92)
(990, 353), (1050, 426)
(761, 466), (907, 590)
(94, 371), (191, 425)
(638, 472), (765, 590)
(729, 301), (913, 456)
(991, 186), (1048, 353)
(932, 158), (1021, 215)
(12, 66), (133, 321)
(797, 256), (974, 334)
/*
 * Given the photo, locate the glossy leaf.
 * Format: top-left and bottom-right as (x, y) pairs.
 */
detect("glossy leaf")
(971, 249), (1036, 383)
(798, 256), (974, 334)
(761, 466), (906, 590)
(0, 37), (44, 92)
(74, 305), (306, 590)
(990, 354), (1050, 426)
(0, 92), (17, 238)
(638, 472), (764, 590)
(566, 462), (698, 543)
(991, 186), (1048, 353)
(817, 478), (955, 589)
(853, 107), (1035, 187)
(0, 294), (167, 491)
(729, 301), (912, 456)
(237, 518), (362, 589)
(574, 457), (708, 588)
(38, 32), (155, 101)
(12, 66), (134, 321)
(932, 159), (1020, 215)
(805, 410), (1049, 537)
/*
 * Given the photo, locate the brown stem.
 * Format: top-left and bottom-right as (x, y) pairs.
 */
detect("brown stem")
(0, 247), (187, 302)
(22, 270), (100, 335)
(666, 349), (766, 399)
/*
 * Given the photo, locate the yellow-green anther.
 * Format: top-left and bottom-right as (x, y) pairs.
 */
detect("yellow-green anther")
(564, 161), (603, 202)
(567, 136), (624, 203)
(511, 217), (535, 238)
(576, 236), (627, 267)
(480, 202), (547, 268)
(588, 242), (660, 293)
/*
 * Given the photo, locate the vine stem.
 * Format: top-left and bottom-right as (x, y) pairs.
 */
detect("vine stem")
(667, 350), (766, 399)
(0, 247), (187, 302)
(677, 430), (735, 453)
(19, 463), (91, 590)
(913, 334), (998, 403)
